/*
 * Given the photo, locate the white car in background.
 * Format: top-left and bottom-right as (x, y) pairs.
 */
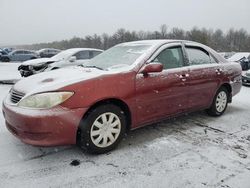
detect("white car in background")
(228, 52), (250, 70)
(18, 48), (103, 77)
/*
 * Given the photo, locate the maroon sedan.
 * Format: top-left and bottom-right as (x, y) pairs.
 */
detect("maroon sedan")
(2, 40), (242, 153)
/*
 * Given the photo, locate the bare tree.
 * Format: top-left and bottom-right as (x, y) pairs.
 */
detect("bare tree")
(17, 26), (250, 53)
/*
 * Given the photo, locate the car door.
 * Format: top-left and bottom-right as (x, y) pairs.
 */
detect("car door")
(135, 43), (190, 125)
(20, 51), (26, 61)
(9, 52), (15, 61)
(184, 44), (223, 110)
(23, 51), (30, 61)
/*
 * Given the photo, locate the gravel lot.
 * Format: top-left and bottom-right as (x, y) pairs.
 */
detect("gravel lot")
(0, 79), (250, 188)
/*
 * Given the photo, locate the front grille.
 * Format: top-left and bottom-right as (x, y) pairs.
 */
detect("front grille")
(10, 89), (25, 104)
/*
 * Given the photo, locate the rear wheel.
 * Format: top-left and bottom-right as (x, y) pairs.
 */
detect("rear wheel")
(78, 104), (126, 154)
(206, 86), (229, 116)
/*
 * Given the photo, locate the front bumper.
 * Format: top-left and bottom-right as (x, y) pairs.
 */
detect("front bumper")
(242, 75), (250, 86)
(2, 101), (87, 146)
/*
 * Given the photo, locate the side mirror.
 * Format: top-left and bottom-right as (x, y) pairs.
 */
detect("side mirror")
(69, 56), (76, 62)
(140, 63), (163, 75)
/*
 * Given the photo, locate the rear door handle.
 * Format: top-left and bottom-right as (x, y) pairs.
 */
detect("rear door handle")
(179, 73), (189, 78)
(179, 73), (189, 81)
(215, 68), (222, 75)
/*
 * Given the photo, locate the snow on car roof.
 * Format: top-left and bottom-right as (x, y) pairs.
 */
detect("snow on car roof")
(119, 40), (184, 47)
(62, 48), (103, 53)
(228, 52), (250, 61)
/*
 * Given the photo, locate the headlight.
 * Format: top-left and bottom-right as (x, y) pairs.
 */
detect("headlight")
(18, 92), (74, 109)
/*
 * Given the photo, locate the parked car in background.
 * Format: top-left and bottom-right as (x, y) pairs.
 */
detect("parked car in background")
(228, 52), (250, 70)
(3, 40), (242, 153)
(242, 70), (250, 86)
(0, 50), (39, 62)
(18, 48), (103, 77)
(37, 48), (61, 58)
(0, 49), (9, 61)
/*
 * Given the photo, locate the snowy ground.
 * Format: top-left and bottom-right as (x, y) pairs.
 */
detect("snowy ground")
(0, 71), (250, 188)
(0, 63), (21, 83)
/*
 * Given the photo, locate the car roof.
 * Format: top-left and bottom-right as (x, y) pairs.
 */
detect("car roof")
(119, 39), (210, 48)
(119, 39), (227, 63)
(120, 40), (182, 46)
(12, 49), (35, 52)
(38, 48), (61, 51)
(63, 48), (103, 53)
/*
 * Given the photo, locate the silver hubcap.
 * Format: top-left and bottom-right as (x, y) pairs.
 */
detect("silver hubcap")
(90, 112), (121, 148)
(216, 91), (227, 112)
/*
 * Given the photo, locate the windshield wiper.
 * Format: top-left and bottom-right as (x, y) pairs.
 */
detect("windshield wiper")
(79, 65), (105, 70)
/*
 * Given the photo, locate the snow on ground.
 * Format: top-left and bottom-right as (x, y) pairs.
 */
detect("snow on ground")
(0, 63), (21, 83)
(0, 71), (250, 187)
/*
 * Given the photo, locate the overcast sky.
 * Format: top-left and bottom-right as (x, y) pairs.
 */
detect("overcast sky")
(0, 0), (249, 45)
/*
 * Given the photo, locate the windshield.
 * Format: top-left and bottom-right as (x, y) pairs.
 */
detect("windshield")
(50, 50), (73, 61)
(86, 44), (151, 70)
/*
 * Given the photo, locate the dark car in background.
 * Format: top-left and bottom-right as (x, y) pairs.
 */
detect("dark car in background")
(1, 50), (39, 62)
(37, 48), (61, 58)
(242, 70), (250, 86)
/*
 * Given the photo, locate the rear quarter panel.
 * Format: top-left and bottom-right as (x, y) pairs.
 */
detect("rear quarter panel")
(222, 62), (242, 96)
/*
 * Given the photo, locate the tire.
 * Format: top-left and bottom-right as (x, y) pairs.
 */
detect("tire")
(2, 57), (10, 62)
(78, 104), (126, 154)
(30, 57), (37, 60)
(206, 86), (229, 116)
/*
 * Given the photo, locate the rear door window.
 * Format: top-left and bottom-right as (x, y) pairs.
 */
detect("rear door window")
(15, 51), (23, 55)
(186, 47), (211, 65)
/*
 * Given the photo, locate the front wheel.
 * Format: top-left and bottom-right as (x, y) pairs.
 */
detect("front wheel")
(206, 86), (229, 116)
(78, 104), (126, 154)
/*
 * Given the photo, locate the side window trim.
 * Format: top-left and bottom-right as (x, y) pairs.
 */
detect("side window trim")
(146, 43), (182, 62)
(153, 45), (185, 70)
(185, 45), (213, 66)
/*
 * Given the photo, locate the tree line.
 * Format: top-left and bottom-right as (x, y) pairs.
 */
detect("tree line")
(18, 25), (250, 52)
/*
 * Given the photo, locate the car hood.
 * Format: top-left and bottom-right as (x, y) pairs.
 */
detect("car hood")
(22, 58), (52, 66)
(13, 66), (106, 96)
